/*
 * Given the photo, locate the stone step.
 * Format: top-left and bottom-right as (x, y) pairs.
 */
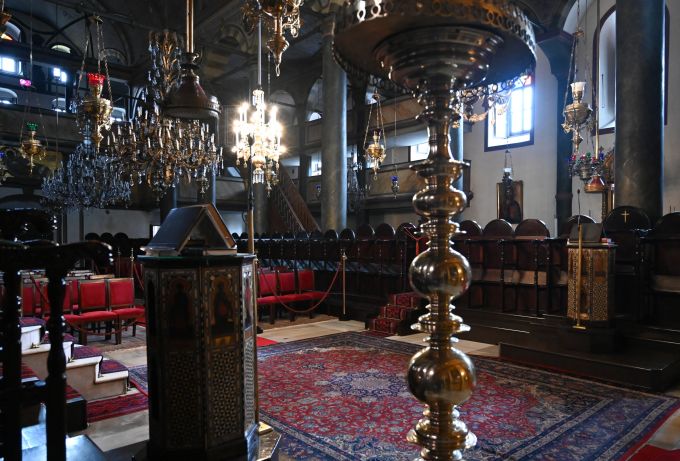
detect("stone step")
(22, 344), (128, 402)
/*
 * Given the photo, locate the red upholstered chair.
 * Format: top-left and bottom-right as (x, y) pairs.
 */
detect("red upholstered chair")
(277, 271), (301, 321)
(35, 280), (76, 316)
(64, 279), (117, 345)
(257, 272), (279, 324)
(107, 278), (145, 344)
(22, 284), (38, 317)
(297, 270), (324, 301)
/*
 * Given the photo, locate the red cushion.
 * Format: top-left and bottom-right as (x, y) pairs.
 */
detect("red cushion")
(277, 293), (308, 304)
(298, 291), (325, 301)
(277, 272), (296, 294)
(258, 273), (278, 296)
(257, 296), (279, 306)
(65, 310), (117, 324)
(112, 307), (145, 319)
(298, 270), (316, 291)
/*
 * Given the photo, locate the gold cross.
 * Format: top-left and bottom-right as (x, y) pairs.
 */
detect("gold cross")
(622, 210), (630, 223)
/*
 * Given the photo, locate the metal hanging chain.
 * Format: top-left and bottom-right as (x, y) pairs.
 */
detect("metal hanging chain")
(75, 18), (91, 93)
(392, 95), (398, 171)
(562, 0), (581, 117)
(96, 18), (113, 100)
(362, 94), (375, 152)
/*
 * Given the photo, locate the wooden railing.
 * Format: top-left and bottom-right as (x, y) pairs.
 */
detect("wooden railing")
(275, 167), (320, 233)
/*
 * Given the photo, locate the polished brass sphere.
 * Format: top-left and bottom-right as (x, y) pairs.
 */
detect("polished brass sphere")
(413, 185), (467, 218)
(409, 248), (471, 300)
(407, 346), (476, 405)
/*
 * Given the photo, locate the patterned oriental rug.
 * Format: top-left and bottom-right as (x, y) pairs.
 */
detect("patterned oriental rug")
(257, 332), (679, 461)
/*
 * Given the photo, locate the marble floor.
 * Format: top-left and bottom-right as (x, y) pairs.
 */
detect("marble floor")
(38, 318), (680, 457)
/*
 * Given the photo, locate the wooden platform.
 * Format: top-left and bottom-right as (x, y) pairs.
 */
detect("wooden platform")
(457, 307), (680, 391)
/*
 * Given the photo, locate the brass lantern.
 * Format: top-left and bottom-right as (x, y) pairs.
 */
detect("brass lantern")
(76, 73), (113, 150)
(363, 93), (387, 179)
(20, 122), (47, 174)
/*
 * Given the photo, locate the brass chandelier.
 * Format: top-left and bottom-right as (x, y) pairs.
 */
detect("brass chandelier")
(242, 0), (303, 76)
(105, 9), (223, 201)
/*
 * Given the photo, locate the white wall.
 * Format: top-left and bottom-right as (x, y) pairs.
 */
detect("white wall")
(66, 208), (159, 242)
(220, 211), (246, 236)
(460, 47), (559, 235)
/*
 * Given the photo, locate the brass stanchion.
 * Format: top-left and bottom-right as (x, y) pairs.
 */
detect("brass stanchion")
(339, 248), (350, 321)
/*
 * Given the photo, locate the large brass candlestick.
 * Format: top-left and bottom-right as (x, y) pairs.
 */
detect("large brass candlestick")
(334, 2), (535, 460)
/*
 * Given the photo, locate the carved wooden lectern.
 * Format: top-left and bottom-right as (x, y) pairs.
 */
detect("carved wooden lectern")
(139, 204), (259, 460)
(567, 242), (617, 325)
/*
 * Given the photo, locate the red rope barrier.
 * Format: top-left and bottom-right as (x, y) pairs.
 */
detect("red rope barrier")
(65, 317), (138, 337)
(402, 228), (427, 255)
(132, 262), (145, 292)
(258, 266), (343, 314)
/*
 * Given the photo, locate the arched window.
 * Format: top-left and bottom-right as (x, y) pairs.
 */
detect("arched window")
(111, 107), (127, 121)
(51, 44), (71, 54)
(0, 55), (20, 75)
(597, 12), (616, 130)
(51, 97), (66, 112)
(307, 111), (322, 122)
(0, 88), (17, 104)
(1, 22), (21, 42)
(52, 67), (68, 83)
(595, 6), (669, 132)
(485, 74), (535, 151)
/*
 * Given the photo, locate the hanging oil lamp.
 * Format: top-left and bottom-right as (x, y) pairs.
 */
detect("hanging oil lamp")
(20, 122), (47, 174)
(363, 93), (387, 179)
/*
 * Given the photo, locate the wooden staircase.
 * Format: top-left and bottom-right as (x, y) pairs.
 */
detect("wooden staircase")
(272, 167), (320, 233)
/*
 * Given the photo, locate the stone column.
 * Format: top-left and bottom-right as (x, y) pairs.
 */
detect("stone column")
(615, 0), (664, 222)
(297, 102), (310, 200)
(540, 35), (573, 232)
(350, 77), (369, 226)
(320, 17), (347, 231)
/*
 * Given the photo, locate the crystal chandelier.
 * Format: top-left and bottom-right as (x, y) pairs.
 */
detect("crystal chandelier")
(42, 142), (131, 210)
(72, 17), (113, 151)
(363, 93), (386, 179)
(243, 0), (303, 76)
(232, 19), (285, 195)
(233, 90), (284, 187)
